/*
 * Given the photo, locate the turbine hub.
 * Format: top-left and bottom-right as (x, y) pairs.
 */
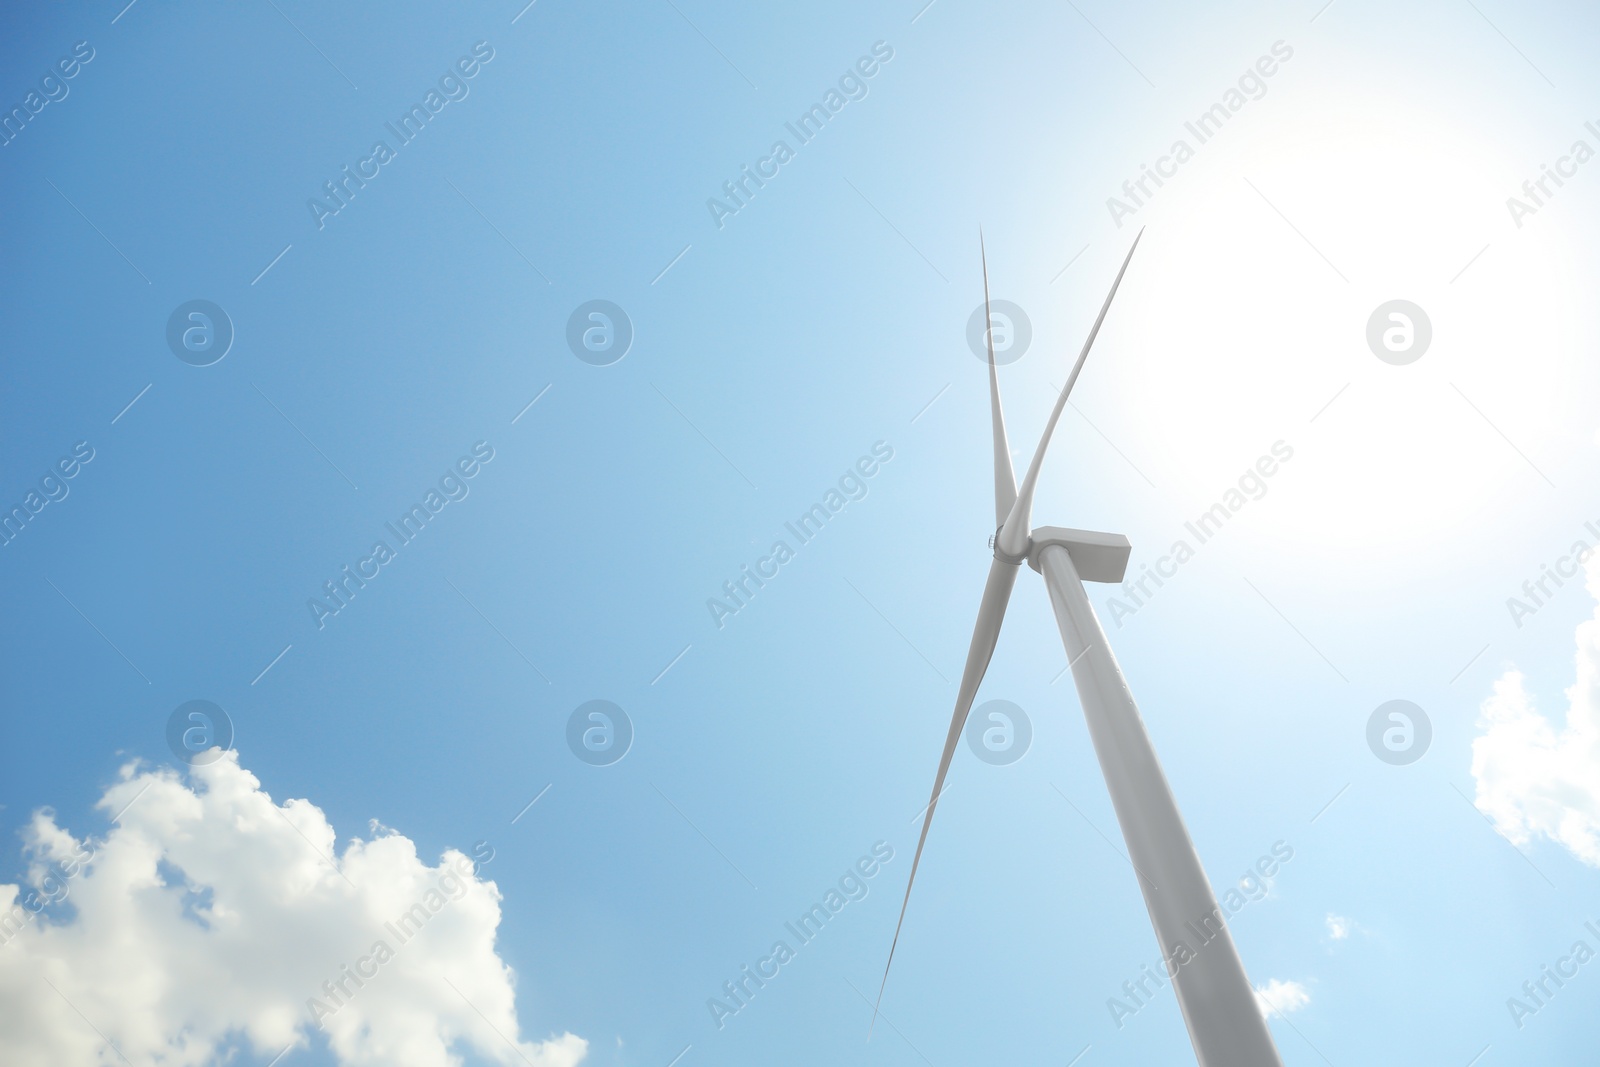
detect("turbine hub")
(992, 525), (1030, 566)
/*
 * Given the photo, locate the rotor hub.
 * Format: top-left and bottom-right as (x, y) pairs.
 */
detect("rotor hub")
(991, 525), (1030, 566)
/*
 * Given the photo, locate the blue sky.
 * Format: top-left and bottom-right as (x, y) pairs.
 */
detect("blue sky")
(3, 0), (1600, 1064)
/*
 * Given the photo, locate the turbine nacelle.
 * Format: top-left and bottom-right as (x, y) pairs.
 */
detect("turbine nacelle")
(1024, 526), (1130, 583)
(989, 526), (1130, 583)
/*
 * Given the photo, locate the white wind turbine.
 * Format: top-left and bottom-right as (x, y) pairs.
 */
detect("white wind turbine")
(874, 231), (1284, 1067)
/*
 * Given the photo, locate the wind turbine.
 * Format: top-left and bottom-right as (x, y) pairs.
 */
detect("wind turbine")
(874, 231), (1284, 1067)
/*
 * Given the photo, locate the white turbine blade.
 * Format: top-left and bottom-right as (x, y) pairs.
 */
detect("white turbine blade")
(874, 556), (1020, 1027)
(994, 228), (1143, 560)
(981, 232), (1017, 527)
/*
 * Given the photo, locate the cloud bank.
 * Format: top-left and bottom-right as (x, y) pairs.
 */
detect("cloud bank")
(1472, 554), (1600, 868)
(0, 752), (585, 1067)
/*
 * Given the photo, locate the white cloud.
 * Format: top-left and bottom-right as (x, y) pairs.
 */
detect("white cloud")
(1472, 554), (1600, 868)
(0, 752), (586, 1067)
(1254, 978), (1310, 1018)
(1324, 913), (1350, 941)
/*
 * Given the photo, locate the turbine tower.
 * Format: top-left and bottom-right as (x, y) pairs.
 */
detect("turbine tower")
(875, 231), (1284, 1067)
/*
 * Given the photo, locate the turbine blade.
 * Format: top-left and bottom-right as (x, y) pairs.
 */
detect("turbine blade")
(981, 232), (1017, 527)
(873, 556), (1020, 1028)
(994, 228), (1143, 560)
